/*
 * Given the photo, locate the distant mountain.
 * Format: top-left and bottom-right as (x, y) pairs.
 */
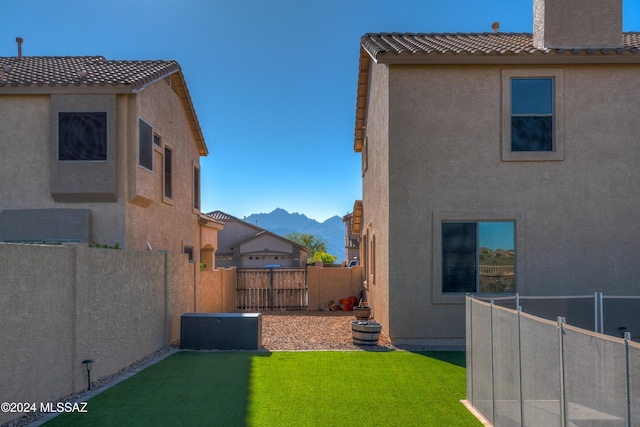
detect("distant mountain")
(245, 208), (346, 262)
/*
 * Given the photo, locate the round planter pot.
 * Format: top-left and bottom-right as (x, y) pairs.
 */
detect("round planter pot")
(351, 320), (382, 345)
(354, 306), (372, 320)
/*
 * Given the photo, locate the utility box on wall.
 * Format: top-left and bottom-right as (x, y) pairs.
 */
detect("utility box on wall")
(180, 313), (262, 350)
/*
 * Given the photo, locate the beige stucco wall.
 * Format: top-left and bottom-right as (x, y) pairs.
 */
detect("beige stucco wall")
(49, 94), (118, 202)
(166, 252), (197, 341)
(365, 62), (640, 345)
(216, 221), (256, 251)
(0, 95), (52, 205)
(198, 267), (238, 313)
(241, 234), (292, 254)
(0, 78), (208, 259)
(362, 61), (391, 335)
(0, 94), (127, 245)
(0, 244), (75, 424)
(533, 0), (622, 49)
(126, 79), (205, 257)
(74, 246), (167, 387)
(200, 224), (220, 271)
(0, 243), (235, 425)
(389, 65), (640, 340)
(307, 266), (364, 311)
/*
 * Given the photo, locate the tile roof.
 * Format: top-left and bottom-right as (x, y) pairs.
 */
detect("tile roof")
(0, 56), (181, 91)
(354, 32), (640, 151)
(206, 211), (242, 222)
(361, 32), (640, 61)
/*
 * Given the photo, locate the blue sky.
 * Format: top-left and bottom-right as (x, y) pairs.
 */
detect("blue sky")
(2, 1), (638, 222)
(479, 222), (514, 251)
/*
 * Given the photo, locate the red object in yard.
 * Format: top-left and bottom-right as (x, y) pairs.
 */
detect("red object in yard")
(348, 296), (357, 307)
(340, 299), (352, 311)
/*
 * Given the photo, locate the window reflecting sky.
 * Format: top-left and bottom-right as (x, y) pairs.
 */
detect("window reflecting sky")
(479, 222), (514, 251)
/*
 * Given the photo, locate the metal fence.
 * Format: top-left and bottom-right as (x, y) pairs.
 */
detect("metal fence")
(466, 294), (640, 426)
(236, 268), (307, 310)
(485, 293), (640, 339)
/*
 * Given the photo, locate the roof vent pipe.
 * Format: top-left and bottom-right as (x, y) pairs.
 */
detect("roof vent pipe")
(16, 37), (23, 57)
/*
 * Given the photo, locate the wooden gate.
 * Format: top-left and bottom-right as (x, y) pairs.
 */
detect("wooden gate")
(236, 268), (307, 310)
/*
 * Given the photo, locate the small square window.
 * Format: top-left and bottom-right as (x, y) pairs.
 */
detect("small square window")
(58, 112), (107, 161)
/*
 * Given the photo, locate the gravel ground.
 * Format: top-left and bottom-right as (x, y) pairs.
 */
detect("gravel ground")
(8, 311), (461, 427)
(260, 310), (464, 352)
(261, 310), (394, 351)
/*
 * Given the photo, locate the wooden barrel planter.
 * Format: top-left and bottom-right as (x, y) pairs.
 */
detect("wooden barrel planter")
(354, 306), (371, 320)
(351, 321), (382, 345)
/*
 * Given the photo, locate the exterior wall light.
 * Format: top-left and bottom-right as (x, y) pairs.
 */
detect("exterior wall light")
(82, 359), (95, 390)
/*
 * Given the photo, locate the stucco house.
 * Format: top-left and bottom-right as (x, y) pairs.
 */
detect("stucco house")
(343, 207), (361, 265)
(206, 210), (308, 268)
(354, 0), (640, 345)
(0, 51), (222, 265)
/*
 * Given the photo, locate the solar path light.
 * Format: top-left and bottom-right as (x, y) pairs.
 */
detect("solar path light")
(82, 359), (94, 390)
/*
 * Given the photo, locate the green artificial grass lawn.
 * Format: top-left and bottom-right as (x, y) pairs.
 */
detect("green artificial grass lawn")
(44, 351), (481, 427)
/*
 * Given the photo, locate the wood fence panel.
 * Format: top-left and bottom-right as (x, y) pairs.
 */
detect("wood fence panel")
(236, 268), (307, 310)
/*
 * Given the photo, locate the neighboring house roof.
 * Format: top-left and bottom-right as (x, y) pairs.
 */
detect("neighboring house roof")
(0, 56), (207, 155)
(355, 32), (640, 151)
(198, 214), (225, 230)
(206, 210), (243, 222)
(204, 210), (308, 252)
(231, 231), (299, 254)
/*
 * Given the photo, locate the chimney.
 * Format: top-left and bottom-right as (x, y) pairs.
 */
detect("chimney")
(16, 37), (23, 57)
(533, 0), (623, 49)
